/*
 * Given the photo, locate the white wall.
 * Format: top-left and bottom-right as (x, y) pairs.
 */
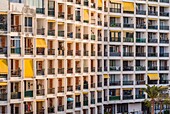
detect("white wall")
(0, 0), (8, 11)
(128, 103), (141, 112)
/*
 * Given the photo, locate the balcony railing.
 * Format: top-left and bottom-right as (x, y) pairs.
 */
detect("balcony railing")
(36, 89), (44, 96)
(123, 81), (133, 85)
(123, 37), (134, 42)
(58, 87), (64, 93)
(84, 67), (88, 72)
(148, 0), (158, 2)
(67, 86), (73, 91)
(159, 53), (169, 57)
(136, 94), (145, 99)
(48, 49), (55, 55)
(75, 102), (81, 108)
(67, 103), (73, 109)
(148, 53), (157, 57)
(67, 50), (73, 56)
(25, 27), (32, 32)
(11, 47), (21, 54)
(58, 50), (64, 56)
(97, 98), (102, 103)
(11, 25), (21, 32)
(58, 12), (64, 18)
(136, 38), (146, 43)
(48, 88), (55, 94)
(136, 24), (146, 29)
(83, 100), (88, 106)
(67, 32), (73, 38)
(148, 25), (158, 29)
(91, 67), (95, 72)
(110, 66), (121, 71)
(84, 0), (88, 6)
(37, 28), (45, 35)
(136, 66), (146, 71)
(136, 10), (146, 15)
(83, 34), (88, 40)
(110, 8), (121, 13)
(136, 80), (145, 85)
(36, 48), (45, 55)
(83, 84), (88, 89)
(160, 26), (169, 30)
(58, 31), (64, 37)
(160, 12), (169, 17)
(109, 81), (121, 86)
(91, 83), (95, 88)
(84, 51), (89, 56)
(68, 14), (73, 20)
(98, 51), (102, 56)
(91, 35), (95, 40)
(123, 52), (134, 56)
(109, 96), (120, 101)
(76, 50), (81, 56)
(91, 99), (95, 104)
(160, 0), (169, 3)
(123, 66), (133, 71)
(0, 23), (7, 31)
(67, 68), (73, 73)
(76, 16), (81, 21)
(76, 85), (81, 90)
(25, 90), (33, 97)
(76, 33), (81, 39)
(37, 109), (44, 114)
(123, 95), (133, 100)
(48, 9), (55, 16)
(136, 53), (146, 57)
(11, 92), (21, 99)
(123, 24), (134, 28)
(36, 69), (45, 75)
(98, 82), (102, 87)
(36, 8), (45, 14)
(110, 23), (121, 27)
(160, 66), (169, 70)
(58, 68), (64, 74)
(160, 39), (169, 44)
(48, 29), (55, 36)
(11, 69), (21, 77)
(0, 93), (7, 101)
(148, 11), (158, 16)
(0, 47), (7, 54)
(25, 48), (33, 55)
(110, 37), (121, 42)
(98, 67), (102, 72)
(159, 80), (169, 84)
(48, 107), (55, 113)
(76, 67), (81, 73)
(148, 66), (157, 70)
(58, 105), (64, 112)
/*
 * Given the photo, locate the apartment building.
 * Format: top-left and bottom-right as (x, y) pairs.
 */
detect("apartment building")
(0, 0), (169, 114)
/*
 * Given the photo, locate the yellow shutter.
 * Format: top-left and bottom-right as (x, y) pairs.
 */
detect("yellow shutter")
(98, 0), (102, 7)
(36, 39), (47, 48)
(24, 59), (34, 78)
(148, 74), (160, 80)
(123, 2), (134, 12)
(0, 59), (8, 74)
(48, 20), (56, 22)
(0, 82), (7, 86)
(84, 9), (89, 21)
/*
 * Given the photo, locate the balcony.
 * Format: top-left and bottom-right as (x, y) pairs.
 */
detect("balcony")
(160, 66), (169, 70)
(58, 105), (64, 112)
(123, 66), (133, 71)
(36, 8), (45, 14)
(160, 12), (169, 17)
(136, 24), (146, 29)
(91, 67), (95, 72)
(91, 83), (95, 88)
(25, 48), (33, 55)
(91, 51), (95, 56)
(123, 52), (134, 56)
(67, 50), (73, 56)
(123, 24), (134, 28)
(98, 51), (102, 56)
(148, 0), (158, 1)
(159, 80), (169, 84)
(148, 53), (157, 57)
(11, 69), (21, 77)
(75, 102), (81, 108)
(123, 38), (134, 42)
(36, 69), (45, 75)
(48, 9), (55, 16)
(110, 8), (121, 13)
(76, 67), (81, 73)
(67, 68), (73, 73)
(58, 87), (64, 93)
(83, 100), (88, 106)
(91, 35), (95, 40)
(11, 47), (21, 54)
(148, 11), (158, 16)
(110, 37), (121, 42)
(48, 49), (55, 55)
(24, 90), (33, 97)
(67, 103), (73, 109)
(84, 0), (88, 6)
(76, 85), (81, 90)
(58, 31), (64, 37)
(0, 47), (7, 54)
(123, 81), (133, 85)
(84, 51), (88, 56)
(160, 26), (169, 30)
(36, 89), (44, 96)
(110, 23), (121, 27)
(83, 84), (88, 89)
(136, 38), (146, 43)
(123, 95), (133, 100)
(97, 98), (102, 103)
(58, 50), (64, 56)
(36, 48), (45, 55)
(84, 67), (88, 72)
(136, 53), (146, 57)
(83, 34), (88, 40)
(37, 28), (45, 35)
(110, 66), (121, 71)
(48, 29), (55, 36)
(48, 88), (55, 94)
(160, 0), (169, 3)
(148, 66), (157, 70)
(98, 67), (102, 72)
(0, 93), (7, 101)
(37, 109), (44, 114)
(136, 80), (145, 85)
(136, 66), (146, 71)
(148, 25), (158, 30)
(159, 53), (169, 57)
(58, 68), (64, 74)
(109, 96), (120, 101)
(76, 33), (81, 39)
(76, 16), (81, 21)
(48, 107), (55, 113)
(91, 99), (95, 104)
(136, 94), (145, 99)
(0, 23), (7, 31)
(58, 12), (64, 18)
(67, 86), (73, 91)
(109, 81), (121, 86)
(67, 32), (73, 38)
(68, 14), (73, 20)
(160, 39), (169, 44)
(11, 25), (21, 32)
(98, 82), (102, 87)
(11, 92), (21, 99)
(136, 10), (146, 15)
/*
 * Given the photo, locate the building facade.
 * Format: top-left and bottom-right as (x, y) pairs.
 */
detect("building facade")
(0, 0), (169, 114)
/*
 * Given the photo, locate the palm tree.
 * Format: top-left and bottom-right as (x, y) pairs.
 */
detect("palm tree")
(143, 84), (163, 114)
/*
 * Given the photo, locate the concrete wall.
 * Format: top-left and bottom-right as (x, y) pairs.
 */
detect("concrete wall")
(0, 0), (8, 11)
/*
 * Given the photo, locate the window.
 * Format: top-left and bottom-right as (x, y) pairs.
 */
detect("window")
(11, 36), (20, 48)
(25, 17), (32, 27)
(117, 104), (128, 113)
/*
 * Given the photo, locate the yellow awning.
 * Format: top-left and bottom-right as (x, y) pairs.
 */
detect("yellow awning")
(123, 2), (134, 12)
(104, 74), (109, 78)
(36, 39), (47, 48)
(161, 86), (168, 89)
(83, 92), (88, 94)
(58, 22), (64, 25)
(0, 12), (7, 15)
(83, 9), (89, 21)
(0, 82), (7, 86)
(24, 59), (34, 78)
(48, 20), (55, 23)
(36, 99), (45, 102)
(98, 0), (102, 7)
(0, 59), (8, 74)
(123, 88), (132, 90)
(110, 0), (122, 3)
(148, 74), (160, 80)
(75, 93), (80, 95)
